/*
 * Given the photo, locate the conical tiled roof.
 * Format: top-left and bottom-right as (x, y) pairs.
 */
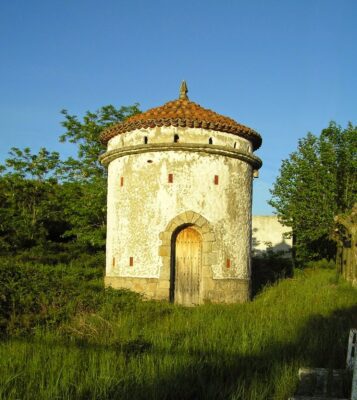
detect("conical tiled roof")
(101, 84), (262, 150)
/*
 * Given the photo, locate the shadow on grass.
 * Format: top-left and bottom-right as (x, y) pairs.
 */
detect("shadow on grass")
(110, 306), (357, 400)
(251, 255), (293, 297)
(6, 305), (356, 400)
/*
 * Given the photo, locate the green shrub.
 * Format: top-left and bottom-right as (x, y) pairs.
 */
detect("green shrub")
(0, 258), (133, 336)
(6, 245), (105, 267)
(305, 258), (336, 269)
(0, 268), (356, 400)
(251, 251), (293, 296)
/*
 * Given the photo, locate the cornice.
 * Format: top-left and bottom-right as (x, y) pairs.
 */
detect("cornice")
(99, 143), (262, 169)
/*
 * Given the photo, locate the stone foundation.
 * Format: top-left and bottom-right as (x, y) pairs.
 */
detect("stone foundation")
(105, 276), (170, 301)
(105, 276), (250, 304)
(204, 278), (250, 303)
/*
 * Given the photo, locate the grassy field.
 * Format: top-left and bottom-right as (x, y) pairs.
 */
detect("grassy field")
(0, 261), (356, 399)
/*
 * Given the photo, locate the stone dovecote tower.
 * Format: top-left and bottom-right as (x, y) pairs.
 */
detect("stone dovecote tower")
(100, 82), (262, 305)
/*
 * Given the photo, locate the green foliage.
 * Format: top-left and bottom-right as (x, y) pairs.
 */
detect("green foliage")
(251, 251), (293, 296)
(57, 104), (140, 249)
(0, 104), (141, 256)
(0, 255), (139, 336)
(3, 147), (62, 181)
(0, 265), (356, 399)
(59, 104), (140, 181)
(59, 178), (107, 249)
(269, 122), (357, 264)
(0, 175), (68, 252)
(0, 259), (101, 335)
(305, 258), (336, 270)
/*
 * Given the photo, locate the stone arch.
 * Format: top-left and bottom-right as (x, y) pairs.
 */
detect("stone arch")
(158, 211), (218, 304)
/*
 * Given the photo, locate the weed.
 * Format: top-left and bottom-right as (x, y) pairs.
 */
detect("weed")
(0, 260), (356, 399)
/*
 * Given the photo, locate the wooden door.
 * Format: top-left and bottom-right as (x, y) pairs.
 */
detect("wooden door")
(174, 227), (202, 306)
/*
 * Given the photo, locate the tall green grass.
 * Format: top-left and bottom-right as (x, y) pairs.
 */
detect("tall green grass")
(0, 263), (356, 399)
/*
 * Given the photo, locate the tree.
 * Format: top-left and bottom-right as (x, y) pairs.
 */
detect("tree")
(269, 122), (357, 264)
(0, 104), (141, 257)
(59, 104), (140, 181)
(58, 104), (141, 250)
(0, 147), (65, 252)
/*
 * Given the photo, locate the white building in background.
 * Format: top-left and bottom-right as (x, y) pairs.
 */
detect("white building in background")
(252, 215), (292, 257)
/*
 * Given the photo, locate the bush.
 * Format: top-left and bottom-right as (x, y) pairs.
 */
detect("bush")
(305, 258), (336, 269)
(251, 250), (293, 296)
(0, 258), (113, 336)
(1, 268), (356, 400)
(6, 245), (105, 267)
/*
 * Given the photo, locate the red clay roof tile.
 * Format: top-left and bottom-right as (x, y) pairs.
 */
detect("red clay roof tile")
(101, 98), (262, 150)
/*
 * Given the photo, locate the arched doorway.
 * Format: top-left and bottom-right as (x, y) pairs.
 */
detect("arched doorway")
(170, 226), (202, 306)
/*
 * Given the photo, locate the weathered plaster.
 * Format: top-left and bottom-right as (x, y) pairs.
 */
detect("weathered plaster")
(107, 126), (253, 153)
(102, 126), (262, 304)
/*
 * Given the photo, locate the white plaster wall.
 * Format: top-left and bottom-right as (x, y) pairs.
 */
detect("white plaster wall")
(252, 216), (292, 256)
(106, 148), (253, 280)
(108, 126), (252, 153)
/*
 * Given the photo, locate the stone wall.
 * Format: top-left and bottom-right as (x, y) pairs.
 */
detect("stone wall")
(105, 276), (250, 304)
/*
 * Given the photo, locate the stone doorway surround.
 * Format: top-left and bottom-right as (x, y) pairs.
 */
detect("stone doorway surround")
(105, 211), (250, 304)
(159, 211), (218, 304)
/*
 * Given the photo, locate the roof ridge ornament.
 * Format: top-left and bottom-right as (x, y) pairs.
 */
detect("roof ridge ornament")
(179, 80), (189, 100)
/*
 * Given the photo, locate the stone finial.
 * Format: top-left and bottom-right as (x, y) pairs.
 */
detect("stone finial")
(179, 80), (189, 100)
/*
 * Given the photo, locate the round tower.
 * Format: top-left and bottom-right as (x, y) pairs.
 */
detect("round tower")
(100, 82), (262, 305)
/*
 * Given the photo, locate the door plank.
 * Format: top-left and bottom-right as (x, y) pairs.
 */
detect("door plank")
(175, 227), (202, 306)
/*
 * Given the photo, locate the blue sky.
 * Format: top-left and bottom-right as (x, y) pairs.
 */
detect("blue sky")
(0, 0), (356, 214)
